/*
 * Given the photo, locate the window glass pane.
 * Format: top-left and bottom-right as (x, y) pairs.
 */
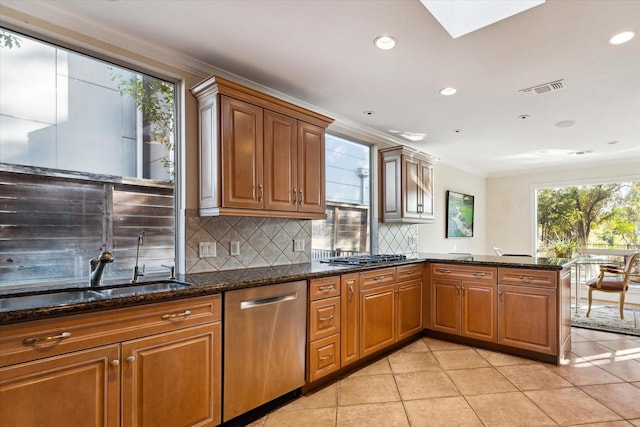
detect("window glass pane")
(312, 134), (371, 258)
(0, 28), (175, 288)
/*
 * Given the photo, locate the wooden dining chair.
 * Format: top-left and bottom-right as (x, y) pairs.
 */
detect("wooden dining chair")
(586, 251), (640, 319)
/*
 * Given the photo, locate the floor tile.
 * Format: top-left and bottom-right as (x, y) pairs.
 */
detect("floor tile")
(387, 351), (439, 373)
(629, 419), (640, 426)
(246, 416), (266, 426)
(337, 374), (400, 406)
(548, 360), (624, 386)
(633, 381), (640, 389)
(421, 336), (468, 351)
(336, 402), (408, 426)
(475, 348), (537, 366)
(581, 383), (640, 419)
(593, 358), (640, 382)
(431, 348), (490, 370)
(497, 363), (572, 390)
(280, 383), (337, 411)
(394, 369), (459, 400)
(403, 396), (483, 426)
(570, 341), (616, 360)
(263, 408), (336, 427)
(447, 367), (517, 395)
(572, 422), (635, 427)
(348, 357), (391, 377)
(573, 328), (628, 341)
(465, 391), (556, 426)
(525, 387), (622, 425)
(395, 339), (429, 353)
(598, 339), (640, 353)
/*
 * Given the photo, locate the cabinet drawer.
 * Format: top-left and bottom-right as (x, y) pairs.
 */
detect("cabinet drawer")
(308, 334), (340, 382)
(431, 263), (496, 283)
(498, 268), (557, 288)
(309, 297), (340, 341)
(309, 276), (340, 301)
(397, 263), (424, 282)
(360, 267), (396, 290)
(0, 295), (221, 367)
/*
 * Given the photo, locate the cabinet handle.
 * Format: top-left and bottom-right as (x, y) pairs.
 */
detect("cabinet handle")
(518, 275), (534, 282)
(319, 353), (333, 361)
(319, 314), (334, 321)
(317, 284), (335, 292)
(298, 189), (303, 204)
(473, 272), (486, 277)
(126, 356), (136, 363)
(23, 331), (71, 346)
(110, 359), (120, 367)
(498, 290), (503, 297)
(293, 188), (297, 203)
(437, 269), (451, 274)
(348, 285), (354, 301)
(375, 275), (386, 280)
(258, 184), (264, 202)
(161, 310), (191, 320)
(404, 270), (415, 275)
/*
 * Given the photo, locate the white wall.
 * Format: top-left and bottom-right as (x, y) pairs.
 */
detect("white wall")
(487, 161), (640, 256)
(417, 162), (488, 254)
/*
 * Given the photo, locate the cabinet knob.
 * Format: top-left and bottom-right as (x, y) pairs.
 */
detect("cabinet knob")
(110, 359), (120, 367)
(126, 355), (136, 363)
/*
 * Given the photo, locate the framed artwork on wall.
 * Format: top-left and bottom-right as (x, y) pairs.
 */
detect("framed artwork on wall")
(446, 191), (475, 238)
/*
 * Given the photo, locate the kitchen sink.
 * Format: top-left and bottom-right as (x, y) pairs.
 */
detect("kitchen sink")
(0, 280), (191, 312)
(97, 280), (191, 297)
(0, 290), (103, 311)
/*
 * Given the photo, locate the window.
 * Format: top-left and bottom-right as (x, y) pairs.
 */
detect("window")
(0, 28), (176, 288)
(312, 134), (371, 258)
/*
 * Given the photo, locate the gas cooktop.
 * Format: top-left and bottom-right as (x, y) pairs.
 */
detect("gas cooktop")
(320, 254), (407, 266)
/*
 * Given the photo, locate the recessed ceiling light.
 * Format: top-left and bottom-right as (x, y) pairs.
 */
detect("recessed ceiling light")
(609, 31), (636, 45)
(453, 129), (462, 134)
(363, 110), (375, 116)
(374, 36), (396, 50)
(517, 114), (530, 120)
(555, 120), (575, 128)
(571, 150), (593, 155)
(607, 140), (619, 145)
(440, 87), (457, 96)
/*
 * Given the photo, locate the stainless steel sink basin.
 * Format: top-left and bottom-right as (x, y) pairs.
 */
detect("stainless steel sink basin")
(0, 290), (103, 311)
(97, 280), (191, 298)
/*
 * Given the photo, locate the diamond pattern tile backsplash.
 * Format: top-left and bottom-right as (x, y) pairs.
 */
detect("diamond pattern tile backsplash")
(378, 223), (419, 255)
(186, 214), (311, 273)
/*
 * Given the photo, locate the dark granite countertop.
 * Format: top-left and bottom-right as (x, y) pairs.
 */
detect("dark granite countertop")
(0, 254), (573, 324)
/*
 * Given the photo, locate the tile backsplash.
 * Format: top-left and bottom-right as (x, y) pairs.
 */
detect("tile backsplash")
(378, 223), (419, 255)
(185, 213), (419, 273)
(185, 213), (311, 273)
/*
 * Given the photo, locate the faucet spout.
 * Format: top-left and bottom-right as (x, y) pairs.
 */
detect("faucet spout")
(90, 251), (114, 287)
(131, 233), (145, 283)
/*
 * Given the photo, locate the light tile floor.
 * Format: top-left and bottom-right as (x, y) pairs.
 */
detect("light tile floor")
(249, 328), (640, 426)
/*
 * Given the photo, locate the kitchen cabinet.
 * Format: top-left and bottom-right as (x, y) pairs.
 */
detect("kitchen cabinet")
(191, 75), (333, 219)
(380, 146), (434, 223)
(431, 263), (497, 343)
(0, 295), (222, 427)
(359, 264), (423, 358)
(340, 273), (360, 367)
(307, 276), (341, 382)
(497, 268), (558, 355)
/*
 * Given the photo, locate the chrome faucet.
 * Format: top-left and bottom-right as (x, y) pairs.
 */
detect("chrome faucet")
(131, 232), (145, 283)
(90, 251), (114, 287)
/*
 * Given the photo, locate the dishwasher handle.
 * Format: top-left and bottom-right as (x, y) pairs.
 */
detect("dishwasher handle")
(240, 293), (298, 309)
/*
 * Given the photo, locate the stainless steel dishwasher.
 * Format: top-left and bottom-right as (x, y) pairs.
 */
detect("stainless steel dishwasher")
(223, 280), (307, 422)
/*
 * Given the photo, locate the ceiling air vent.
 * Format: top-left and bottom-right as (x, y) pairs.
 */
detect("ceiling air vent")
(519, 79), (567, 96)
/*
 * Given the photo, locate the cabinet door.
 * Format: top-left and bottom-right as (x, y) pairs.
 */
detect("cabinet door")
(121, 323), (221, 427)
(402, 155), (421, 219)
(431, 278), (461, 335)
(418, 161), (434, 221)
(341, 274), (359, 367)
(380, 150), (402, 220)
(360, 284), (396, 358)
(297, 121), (325, 213)
(397, 279), (423, 341)
(221, 95), (263, 209)
(462, 282), (497, 342)
(264, 110), (297, 211)
(0, 345), (119, 427)
(498, 285), (557, 355)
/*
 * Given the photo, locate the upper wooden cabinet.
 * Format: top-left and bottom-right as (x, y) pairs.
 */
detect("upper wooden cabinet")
(191, 75), (334, 219)
(380, 146), (434, 223)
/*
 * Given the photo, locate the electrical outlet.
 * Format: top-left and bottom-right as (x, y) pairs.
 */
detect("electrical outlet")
(408, 235), (418, 246)
(198, 241), (216, 258)
(293, 239), (305, 252)
(230, 241), (240, 256)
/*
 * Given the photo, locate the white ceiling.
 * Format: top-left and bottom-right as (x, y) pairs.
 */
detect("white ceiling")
(2, 0), (639, 176)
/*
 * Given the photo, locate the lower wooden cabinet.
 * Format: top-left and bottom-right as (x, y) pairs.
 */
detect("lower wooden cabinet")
(397, 279), (423, 341)
(307, 276), (341, 382)
(360, 283), (397, 358)
(0, 295), (222, 427)
(340, 273), (359, 367)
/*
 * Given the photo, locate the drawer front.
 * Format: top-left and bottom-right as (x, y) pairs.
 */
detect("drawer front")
(0, 295), (221, 368)
(309, 297), (341, 341)
(308, 334), (340, 382)
(431, 263), (496, 283)
(309, 276), (341, 301)
(360, 267), (397, 290)
(498, 268), (557, 288)
(396, 263), (424, 282)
